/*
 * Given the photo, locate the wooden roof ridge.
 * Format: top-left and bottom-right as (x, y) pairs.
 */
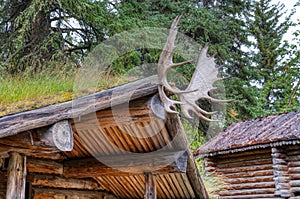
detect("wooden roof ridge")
(195, 109), (300, 157)
(0, 76), (158, 139)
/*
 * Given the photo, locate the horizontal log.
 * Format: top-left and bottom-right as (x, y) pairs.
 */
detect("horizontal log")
(226, 181), (275, 190)
(27, 158), (63, 175)
(289, 155), (300, 162)
(273, 176), (290, 183)
(64, 151), (188, 178)
(214, 149), (271, 161)
(290, 180), (300, 187)
(224, 175), (274, 184)
(220, 194), (280, 199)
(219, 188), (275, 196)
(290, 187), (300, 193)
(273, 165), (288, 171)
(219, 164), (273, 174)
(285, 145), (300, 152)
(215, 152), (271, 165)
(223, 169), (274, 178)
(288, 160), (300, 167)
(217, 158), (272, 169)
(0, 77), (158, 138)
(75, 97), (153, 128)
(290, 173), (300, 180)
(289, 167), (300, 173)
(32, 188), (116, 199)
(0, 131), (66, 160)
(31, 174), (103, 190)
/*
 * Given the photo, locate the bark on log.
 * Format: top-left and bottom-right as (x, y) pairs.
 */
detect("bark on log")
(6, 152), (26, 199)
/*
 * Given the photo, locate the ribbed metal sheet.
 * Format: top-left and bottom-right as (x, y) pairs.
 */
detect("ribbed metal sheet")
(197, 110), (300, 156)
(64, 96), (197, 198)
(95, 173), (195, 199)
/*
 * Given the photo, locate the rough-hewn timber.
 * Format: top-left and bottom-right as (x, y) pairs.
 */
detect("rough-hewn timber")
(6, 152), (26, 199)
(64, 151), (188, 177)
(144, 173), (156, 199)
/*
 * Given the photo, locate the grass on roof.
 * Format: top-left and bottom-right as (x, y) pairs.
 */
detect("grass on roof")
(0, 66), (133, 117)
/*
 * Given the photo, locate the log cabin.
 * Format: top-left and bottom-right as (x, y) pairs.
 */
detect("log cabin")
(0, 77), (208, 199)
(196, 110), (300, 199)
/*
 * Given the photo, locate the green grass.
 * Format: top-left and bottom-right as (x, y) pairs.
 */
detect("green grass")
(0, 67), (135, 116)
(0, 72), (76, 116)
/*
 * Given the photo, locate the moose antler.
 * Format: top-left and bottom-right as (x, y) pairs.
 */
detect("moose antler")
(158, 16), (229, 122)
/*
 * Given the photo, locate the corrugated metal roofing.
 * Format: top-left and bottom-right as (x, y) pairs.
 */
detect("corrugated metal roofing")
(196, 110), (300, 156)
(63, 95), (205, 198)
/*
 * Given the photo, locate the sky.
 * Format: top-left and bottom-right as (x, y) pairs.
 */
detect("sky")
(272, 0), (300, 42)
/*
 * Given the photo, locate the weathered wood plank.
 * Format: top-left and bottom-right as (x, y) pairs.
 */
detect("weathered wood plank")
(224, 176), (274, 184)
(64, 151), (188, 178)
(6, 152), (26, 199)
(226, 181), (275, 190)
(27, 158), (63, 175)
(32, 188), (116, 199)
(223, 169), (274, 178)
(0, 77), (158, 138)
(219, 164), (274, 174)
(186, 151), (209, 199)
(217, 157), (272, 169)
(219, 188), (275, 196)
(31, 174), (104, 190)
(144, 173), (156, 199)
(220, 194), (280, 199)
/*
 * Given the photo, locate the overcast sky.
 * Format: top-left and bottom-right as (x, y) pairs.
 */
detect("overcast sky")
(272, 0), (300, 42)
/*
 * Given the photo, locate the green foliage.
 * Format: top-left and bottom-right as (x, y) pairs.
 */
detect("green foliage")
(235, 0), (300, 118)
(1, 0), (299, 141)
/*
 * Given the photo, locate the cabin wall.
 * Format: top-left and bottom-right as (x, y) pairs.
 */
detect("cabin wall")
(205, 144), (300, 199)
(286, 144), (300, 198)
(204, 148), (278, 199)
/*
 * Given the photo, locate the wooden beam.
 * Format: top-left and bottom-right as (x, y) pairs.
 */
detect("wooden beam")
(6, 152), (27, 199)
(31, 174), (104, 190)
(0, 130), (65, 160)
(27, 158), (63, 175)
(38, 120), (73, 151)
(64, 151), (188, 178)
(144, 173), (156, 199)
(32, 188), (116, 199)
(0, 77), (158, 138)
(186, 151), (209, 199)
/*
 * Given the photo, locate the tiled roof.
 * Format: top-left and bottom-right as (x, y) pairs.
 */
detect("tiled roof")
(196, 110), (300, 156)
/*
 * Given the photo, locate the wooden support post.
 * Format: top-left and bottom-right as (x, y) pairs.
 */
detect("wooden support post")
(6, 152), (27, 199)
(144, 173), (156, 199)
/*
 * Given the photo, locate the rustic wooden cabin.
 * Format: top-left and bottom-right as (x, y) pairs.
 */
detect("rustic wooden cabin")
(0, 77), (208, 199)
(196, 110), (300, 199)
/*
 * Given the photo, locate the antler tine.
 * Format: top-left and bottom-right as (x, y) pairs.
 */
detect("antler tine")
(205, 96), (233, 103)
(181, 105), (218, 122)
(158, 16), (231, 120)
(158, 15), (193, 95)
